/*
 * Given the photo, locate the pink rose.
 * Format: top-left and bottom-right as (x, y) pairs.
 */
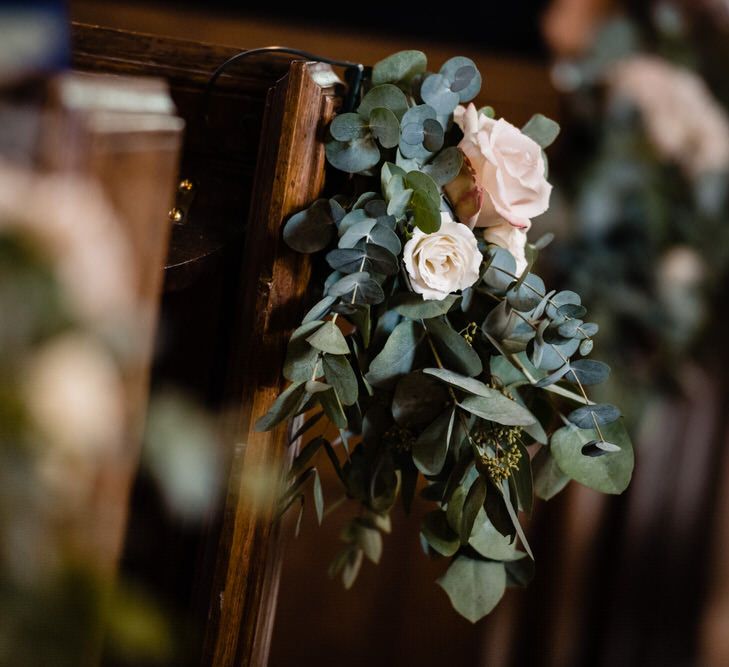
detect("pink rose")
(446, 104), (552, 230)
(483, 220), (529, 276)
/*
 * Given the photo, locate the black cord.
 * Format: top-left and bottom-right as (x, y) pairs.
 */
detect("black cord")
(200, 46), (365, 122)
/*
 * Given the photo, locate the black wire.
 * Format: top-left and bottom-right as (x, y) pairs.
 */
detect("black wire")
(200, 46), (365, 122)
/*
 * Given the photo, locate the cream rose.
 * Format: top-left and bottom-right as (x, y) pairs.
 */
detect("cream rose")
(448, 104), (552, 229)
(403, 212), (481, 300)
(483, 220), (529, 276)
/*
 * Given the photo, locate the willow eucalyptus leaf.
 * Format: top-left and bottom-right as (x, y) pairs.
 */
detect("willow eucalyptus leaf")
(460, 475), (488, 544)
(458, 393), (536, 426)
(421, 510), (460, 557)
(255, 381), (307, 431)
(306, 320), (349, 355)
(423, 367), (492, 397)
(425, 317), (483, 376)
(318, 386), (347, 429)
(366, 319), (426, 388)
(323, 354), (358, 406)
(437, 557), (506, 623)
(284, 321), (325, 381)
(393, 372), (449, 429)
(413, 409), (454, 475)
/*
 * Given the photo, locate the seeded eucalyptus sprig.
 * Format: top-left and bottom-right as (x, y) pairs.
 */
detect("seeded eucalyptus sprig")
(256, 50), (634, 622)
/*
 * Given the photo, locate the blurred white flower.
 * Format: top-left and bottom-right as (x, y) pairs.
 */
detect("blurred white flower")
(608, 56), (729, 176)
(24, 333), (125, 458)
(0, 161), (135, 326)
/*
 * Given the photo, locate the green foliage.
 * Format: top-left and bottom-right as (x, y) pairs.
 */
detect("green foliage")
(257, 48), (634, 624)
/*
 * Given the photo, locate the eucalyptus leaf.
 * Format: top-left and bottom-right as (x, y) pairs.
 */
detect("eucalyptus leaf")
(566, 359), (611, 386)
(532, 447), (570, 500)
(439, 56), (482, 102)
(423, 367), (493, 397)
(469, 511), (525, 561)
(421, 510), (459, 557)
(460, 475), (488, 544)
(550, 420), (634, 494)
(437, 557), (506, 623)
(458, 393), (536, 426)
(425, 317), (483, 377)
(302, 296), (336, 324)
(283, 199), (342, 253)
(326, 244), (399, 275)
(358, 84), (409, 120)
(313, 471), (324, 525)
(399, 105), (442, 160)
(413, 409), (454, 475)
(284, 320), (324, 381)
(521, 113), (560, 148)
(365, 319), (426, 388)
(369, 107), (400, 148)
(391, 293), (458, 319)
(330, 112), (368, 141)
(326, 136), (380, 174)
(318, 386), (348, 429)
(410, 189), (441, 232)
(406, 170), (441, 205)
(424, 146), (464, 186)
(372, 50), (427, 86)
(568, 403), (621, 429)
(306, 320), (349, 355)
(421, 73), (459, 114)
(328, 271), (385, 305)
(255, 381), (307, 431)
(323, 354), (358, 406)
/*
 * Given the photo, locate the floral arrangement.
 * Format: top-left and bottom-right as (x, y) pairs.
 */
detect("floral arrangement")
(256, 50), (634, 622)
(547, 8), (729, 414)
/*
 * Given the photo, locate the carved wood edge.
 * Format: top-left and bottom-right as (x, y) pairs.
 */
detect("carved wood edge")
(202, 61), (337, 666)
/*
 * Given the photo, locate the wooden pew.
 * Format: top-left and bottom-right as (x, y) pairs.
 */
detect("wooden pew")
(71, 23), (342, 666)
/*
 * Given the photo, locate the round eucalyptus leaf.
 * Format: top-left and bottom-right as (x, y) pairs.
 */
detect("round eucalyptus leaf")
(557, 303), (587, 319)
(422, 119), (445, 152)
(369, 107), (400, 148)
(326, 244), (399, 276)
(372, 50), (427, 86)
(283, 198), (339, 253)
(327, 271), (385, 305)
(358, 84), (409, 120)
(424, 146), (464, 186)
(566, 359), (611, 386)
(410, 189), (441, 233)
(550, 420), (634, 494)
(580, 322), (599, 337)
(568, 404), (621, 430)
(338, 209), (369, 235)
(439, 56), (482, 102)
(399, 105), (440, 159)
(532, 337), (580, 372)
(302, 295), (337, 324)
(483, 247), (517, 292)
(437, 556), (506, 622)
(405, 170), (441, 206)
(521, 113), (561, 149)
(507, 274), (546, 311)
(364, 199), (388, 218)
(450, 65), (477, 93)
(339, 219), (401, 256)
(330, 112), (368, 141)
(579, 338), (594, 356)
(557, 318), (583, 338)
(421, 73), (459, 114)
(326, 136), (381, 174)
(546, 291), (581, 319)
